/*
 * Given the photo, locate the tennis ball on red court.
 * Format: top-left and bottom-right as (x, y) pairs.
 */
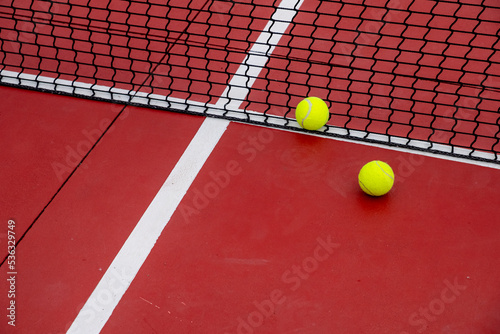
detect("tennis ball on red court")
(295, 97), (329, 131)
(358, 160), (395, 196)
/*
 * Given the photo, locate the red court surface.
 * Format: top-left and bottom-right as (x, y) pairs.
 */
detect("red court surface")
(2, 85), (500, 333)
(1, 1), (500, 333)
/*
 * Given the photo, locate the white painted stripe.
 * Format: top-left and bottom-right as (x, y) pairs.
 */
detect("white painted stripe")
(212, 0), (305, 111)
(66, 117), (229, 334)
(66, 1), (304, 333)
(68, 118), (229, 334)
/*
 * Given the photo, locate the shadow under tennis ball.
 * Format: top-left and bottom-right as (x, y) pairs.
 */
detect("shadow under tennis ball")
(354, 188), (394, 219)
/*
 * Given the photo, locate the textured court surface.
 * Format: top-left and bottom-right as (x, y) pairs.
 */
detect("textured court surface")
(2, 85), (500, 334)
(1, 1), (500, 333)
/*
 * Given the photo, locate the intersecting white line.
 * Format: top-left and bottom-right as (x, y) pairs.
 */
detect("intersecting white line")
(65, 1), (305, 333)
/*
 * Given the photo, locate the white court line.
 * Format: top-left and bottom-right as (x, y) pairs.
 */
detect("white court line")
(66, 117), (229, 334)
(66, 1), (304, 333)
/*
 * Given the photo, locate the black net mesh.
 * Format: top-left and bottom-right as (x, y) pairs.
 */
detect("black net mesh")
(1, 0), (499, 163)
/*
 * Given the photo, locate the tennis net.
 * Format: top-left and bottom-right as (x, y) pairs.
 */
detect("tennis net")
(1, 0), (499, 163)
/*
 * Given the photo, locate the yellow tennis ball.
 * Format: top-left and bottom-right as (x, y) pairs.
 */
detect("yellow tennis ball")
(295, 97), (329, 130)
(358, 160), (395, 196)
